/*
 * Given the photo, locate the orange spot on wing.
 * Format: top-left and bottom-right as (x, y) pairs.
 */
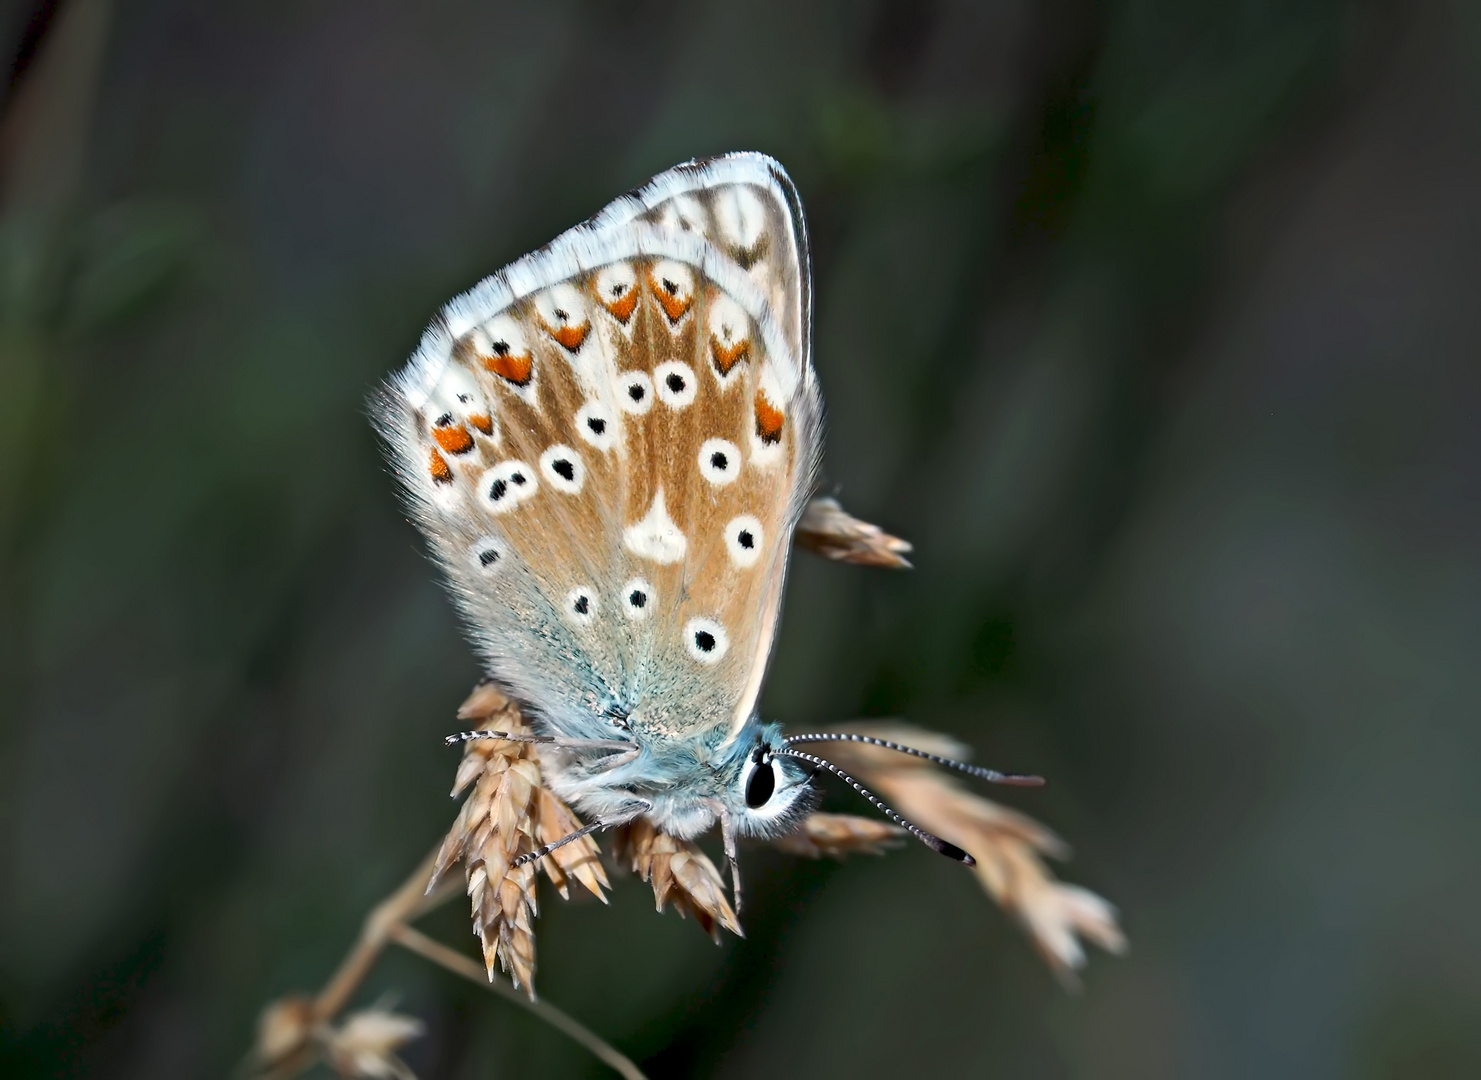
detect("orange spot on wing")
(548, 322), (589, 352)
(710, 335), (750, 376)
(483, 350), (533, 386)
(468, 413), (494, 436)
(647, 271), (692, 324)
(431, 423), (474, 455)
(429, 447), (453, 484)
(603, 286), (638, 324)
(755, 392), (785, 444)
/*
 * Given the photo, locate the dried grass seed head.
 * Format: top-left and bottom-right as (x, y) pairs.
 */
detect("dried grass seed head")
(824, 721), (1126, 978)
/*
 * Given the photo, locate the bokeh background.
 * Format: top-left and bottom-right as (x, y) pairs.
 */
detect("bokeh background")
(3, 0), (1480, 1076)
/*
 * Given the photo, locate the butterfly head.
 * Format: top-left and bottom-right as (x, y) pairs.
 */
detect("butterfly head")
(717, 724), (820, 838)
(624, 722), (819, 840)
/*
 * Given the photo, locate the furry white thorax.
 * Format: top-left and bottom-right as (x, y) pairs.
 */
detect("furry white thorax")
(543, 758), (721, 840)
(535, 724), (818, 842)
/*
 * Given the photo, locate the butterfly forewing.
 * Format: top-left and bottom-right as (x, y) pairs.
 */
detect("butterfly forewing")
(378, 155), (820, 748)
(592, 157), (811, 375)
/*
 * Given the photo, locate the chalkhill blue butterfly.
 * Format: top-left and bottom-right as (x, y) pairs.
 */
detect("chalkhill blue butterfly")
(373, 152), (1044, 933)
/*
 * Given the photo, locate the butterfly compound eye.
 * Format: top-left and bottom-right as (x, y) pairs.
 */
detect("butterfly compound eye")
(745, 757), (777, 809)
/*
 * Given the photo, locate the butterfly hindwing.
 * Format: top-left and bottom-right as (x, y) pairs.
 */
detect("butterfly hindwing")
(377, 154), (820, 747)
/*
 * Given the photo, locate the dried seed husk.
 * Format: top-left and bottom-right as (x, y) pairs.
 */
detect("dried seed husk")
(769, 812), (905, 858)
(436, 684), (611, 998)
(457, 680), (513, 722)
(536, 788), (609, 901)
(611, 819), (741, 939)
(253, 994), (314, 1066)
(322, 1005), (425, 1080)
(796, 496), (913, 569)
(822, 721), (1125, 979)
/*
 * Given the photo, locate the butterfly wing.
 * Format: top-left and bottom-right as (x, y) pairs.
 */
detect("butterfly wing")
(587, 153), (812, 381)
(376, 154), (820, 746)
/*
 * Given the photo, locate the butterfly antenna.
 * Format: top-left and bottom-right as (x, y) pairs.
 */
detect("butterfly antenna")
(782, 732), (1044, 787)
(775, 748), (976, 866)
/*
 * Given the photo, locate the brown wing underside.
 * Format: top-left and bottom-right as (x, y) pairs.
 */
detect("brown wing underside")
(394, 256), (813, 740)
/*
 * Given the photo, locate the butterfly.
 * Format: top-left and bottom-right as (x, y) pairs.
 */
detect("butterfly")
(374, 152), (1038, 914)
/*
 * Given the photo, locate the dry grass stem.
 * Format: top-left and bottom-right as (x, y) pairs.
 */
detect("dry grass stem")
(821, 721), (1127, 982)
(768, 812), (906, 859)
(245, 847), (453, 1078)
(247, 840), (642, 1080)
(796, 496), (914, 569)
(610, 818), (742, 940)
(388, 924), (647, 1080)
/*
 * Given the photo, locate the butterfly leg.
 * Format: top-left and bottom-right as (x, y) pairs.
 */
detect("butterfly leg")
(444, 729), (636, 754)
(510, 801), (652, 870)
(510, 819), (605, 870)
(581, 746), (642, 771)
(706, 799), (744, 917)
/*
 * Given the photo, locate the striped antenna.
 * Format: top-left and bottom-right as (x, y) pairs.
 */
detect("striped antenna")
(776, 748), (975, 865)
(782, 732), (1043, 787)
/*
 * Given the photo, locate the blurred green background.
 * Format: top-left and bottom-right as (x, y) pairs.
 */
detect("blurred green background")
(3, 0), (1480, 1076)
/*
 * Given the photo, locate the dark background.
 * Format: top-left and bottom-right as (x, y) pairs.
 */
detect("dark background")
(3, 1), (1480, 1077)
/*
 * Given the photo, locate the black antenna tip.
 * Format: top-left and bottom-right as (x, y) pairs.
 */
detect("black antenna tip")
(925, 836), (976, 866)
